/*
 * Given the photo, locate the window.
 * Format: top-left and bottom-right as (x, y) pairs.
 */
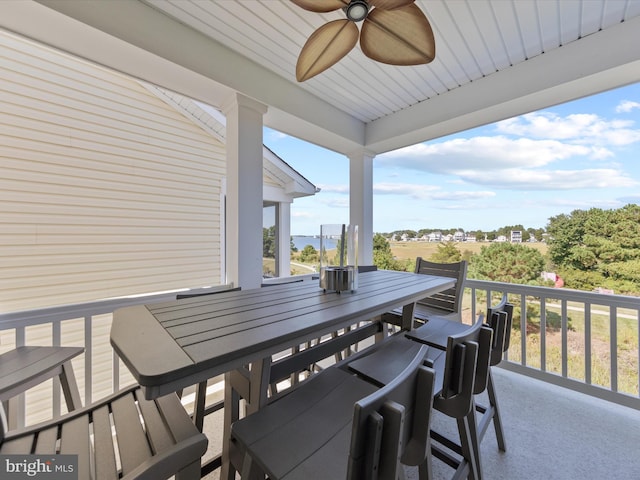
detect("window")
(263, 203), (278, 277)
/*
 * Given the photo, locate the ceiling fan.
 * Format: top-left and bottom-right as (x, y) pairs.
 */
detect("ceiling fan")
(291, 0), (435, 82)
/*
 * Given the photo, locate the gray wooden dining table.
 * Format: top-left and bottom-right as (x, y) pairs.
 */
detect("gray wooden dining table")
(110, 269), (456, 478)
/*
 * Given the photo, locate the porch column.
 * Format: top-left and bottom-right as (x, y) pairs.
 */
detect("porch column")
(277, 201), (291, 277)
(222, 93), (268, 290)
(348, 150), (375, 266)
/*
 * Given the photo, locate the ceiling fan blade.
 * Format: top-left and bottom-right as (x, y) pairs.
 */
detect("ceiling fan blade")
(369, 0), (414, 10)
(290, 0), (347, 13)
(360, 4), (435, 65)
(296, 20), (359, 81)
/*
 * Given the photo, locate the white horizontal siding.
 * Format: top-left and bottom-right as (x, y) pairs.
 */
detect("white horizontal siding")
(0, 31), (225, 312)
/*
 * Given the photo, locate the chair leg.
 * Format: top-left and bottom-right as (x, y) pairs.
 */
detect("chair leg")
(60, 361), (83, 410)
(456, 413), (480, 480)
(486, 371), (506, 451)
(466, 406), (483, 479)
(417, 438), (433, 480)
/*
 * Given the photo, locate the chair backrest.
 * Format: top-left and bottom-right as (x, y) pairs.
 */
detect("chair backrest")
(486, 295), (515, 366)
(414, 258), (467, 314)
(176, 285), (240, 299)
(357, 265), (378, 273)
(347, 344), (435, 480)
(261, 277), (304, 287)
(436, 314), (492, 417)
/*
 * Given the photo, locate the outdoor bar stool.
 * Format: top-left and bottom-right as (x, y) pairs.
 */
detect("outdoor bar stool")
(347, 315), (493, 480)
(407, 296), (515, 452)
(229, 342), (435, 480)
(0, 346), (84, 430)
(475, 300), (514, 452)
(1, 384), (208, 480)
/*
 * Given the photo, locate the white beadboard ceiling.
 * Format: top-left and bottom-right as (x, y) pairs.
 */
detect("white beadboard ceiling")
(2, 0), (640, 155)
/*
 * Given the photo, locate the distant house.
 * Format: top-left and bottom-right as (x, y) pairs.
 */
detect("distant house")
(466, 233), (477, 242)
(427, 231), (442, 242)
(453, 231), (465, 242)
(495, 235), (508, 242)
(511, 230), (523, 243)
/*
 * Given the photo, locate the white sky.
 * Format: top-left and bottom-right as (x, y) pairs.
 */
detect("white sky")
(264, 82), (640, 235)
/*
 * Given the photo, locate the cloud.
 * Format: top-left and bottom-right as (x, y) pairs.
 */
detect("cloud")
(373, 182), (495, 201)
(459, 168), (638, 190)
(316, 196), (349, 208)
(291, 210), (314, 218)
(378, 136), (602, 173)
(495, 112), (640, 146)
(616, 100), (640, 113)
(316, 184), (349, 194)
(376, 110), (640, 192)
(617, 194), (640, 204)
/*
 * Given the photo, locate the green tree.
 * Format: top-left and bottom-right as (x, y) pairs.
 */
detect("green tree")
(263, 226), (276, 258)
(429, 242), (461, 263)
(547, 204), (640, 293)
(469, 242), (545, 284)
(372, 233), (411, 271)
(299, 244), (318, 263)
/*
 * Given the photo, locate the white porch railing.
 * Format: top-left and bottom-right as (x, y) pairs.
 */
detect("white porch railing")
(0, 290), (182, 428)
(1, 277), (638, 430)
(465, 279), (640, 410)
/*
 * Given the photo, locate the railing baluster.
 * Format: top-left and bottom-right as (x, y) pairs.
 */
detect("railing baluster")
(469, 286), (476, 321)
(13, 327), (26, 429)
(52, 321), (62, 417)
(85, 315), (92, 406)
(585, 303), (592, 385)
(540, 297), (546, 372)
(520, 293), (527, 366)
(113, 348), (120, 393)
(561, 299), (568, 378)
(610, 306), (618, 392)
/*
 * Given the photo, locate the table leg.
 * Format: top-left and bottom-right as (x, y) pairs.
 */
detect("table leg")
(193, 381), (208, 432)
(245, 357), (271, 415)
(220, 357), (272, 480)
(221, 372), (240, 480)
(401, 302), (417, 331)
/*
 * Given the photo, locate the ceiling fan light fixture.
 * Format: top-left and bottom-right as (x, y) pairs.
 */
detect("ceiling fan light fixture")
(345, 0), (369, 22)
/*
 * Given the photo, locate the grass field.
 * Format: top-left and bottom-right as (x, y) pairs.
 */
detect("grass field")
(388, 240), (548, 262)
